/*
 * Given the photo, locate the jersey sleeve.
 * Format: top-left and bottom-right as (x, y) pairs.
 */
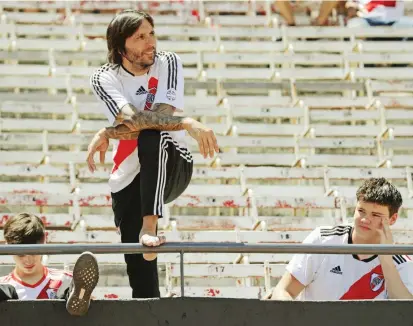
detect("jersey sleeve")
(0, 283), (18, 300)
(286, 228), (324, 286)
(396, 259), (413, 295)
(90, 68), (129, 124)
(56, 271), (73, 300)
(153, 52), (184, 112)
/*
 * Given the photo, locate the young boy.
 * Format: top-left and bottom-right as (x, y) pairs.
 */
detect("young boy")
(271, 177), (413, 300)
(0, 213), (100, 316)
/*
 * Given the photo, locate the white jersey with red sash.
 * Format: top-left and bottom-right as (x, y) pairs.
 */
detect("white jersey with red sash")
(357, 0), (404, 22)
(0, 267), (72, 300)
(286, 225), (413, 300)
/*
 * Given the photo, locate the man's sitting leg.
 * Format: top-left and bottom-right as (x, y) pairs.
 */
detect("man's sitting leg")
(138, 129), (193, 261)
(138, 129), (168, 261)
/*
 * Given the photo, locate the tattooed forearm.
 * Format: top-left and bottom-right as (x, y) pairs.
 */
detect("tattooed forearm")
(103, 105), (188, 140)
(104, 124), (141, 140)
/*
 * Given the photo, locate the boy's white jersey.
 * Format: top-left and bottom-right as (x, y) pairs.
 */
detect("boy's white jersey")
(287, 225), (413, 300)
(357, 0), (404, 22)
(0, 267), (72, 300)
(90, 51), (189, 193)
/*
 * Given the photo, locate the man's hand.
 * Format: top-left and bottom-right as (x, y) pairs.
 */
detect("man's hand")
(378, 216), (394, 245)
(182, 118), (219, 159)
(86, 128), (109, 173)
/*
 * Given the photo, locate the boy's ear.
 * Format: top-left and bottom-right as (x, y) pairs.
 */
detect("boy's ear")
(389, 213), (398, 226)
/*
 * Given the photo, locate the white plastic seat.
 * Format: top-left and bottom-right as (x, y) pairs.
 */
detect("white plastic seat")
(14, 39), (80, 51)
(1, 101), (74, 115)
(303, 154), (378, 168)
(299, 137), (376, 149)
(5, 12), (65, 23)
(353, 68), (413, 80)
(0, 64), (50, 76)
(0, 76), (68, 90)
(359, 41), (413, 53)
(235, 122), (305, 136)
(216, 153), (297, 166)
(302, 97), (370, 108)
(276, 68), (346, 80)
(0, 164), (68, 178)
(232, 107), (303, 119)
(311, 125), (381, 137)
(219, 41), (284, 53)
(291, 41), (352, 53)
(208, 15), (272, 27)
(0, 118), (74, 132)
(226, 96), (292, 107)
(310, 109), (380, 122)
(206, 68), (273, 80)
(14, 24), (82, 38)
(0, 151), (44, 164)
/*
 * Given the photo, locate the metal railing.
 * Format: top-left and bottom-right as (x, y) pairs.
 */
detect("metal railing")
(1, 242), (413, 297)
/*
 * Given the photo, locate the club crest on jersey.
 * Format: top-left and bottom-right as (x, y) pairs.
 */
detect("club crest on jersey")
(166, 88), (176, 101)
(145, 77), (158, 111)
(370, 273), (384, 291)
(46, 288), (58, 299)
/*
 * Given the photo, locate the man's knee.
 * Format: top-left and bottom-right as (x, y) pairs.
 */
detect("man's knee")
(138, 130), (161, 156)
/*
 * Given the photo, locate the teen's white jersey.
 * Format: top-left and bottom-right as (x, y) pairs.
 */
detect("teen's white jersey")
(90, 51), (188, 193)
(287, 225), (413, 300)
(0, 267), (72, 300)
(357, 0), (404, 22)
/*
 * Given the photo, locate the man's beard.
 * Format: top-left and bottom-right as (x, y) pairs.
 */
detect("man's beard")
(129, 49), (156, 69)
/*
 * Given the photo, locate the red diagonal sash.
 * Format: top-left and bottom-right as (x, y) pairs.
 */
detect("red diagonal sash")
(340, 265), (385, 300)
(112, 140), (138, 173)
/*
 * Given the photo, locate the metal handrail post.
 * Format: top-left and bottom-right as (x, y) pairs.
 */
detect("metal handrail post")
(180, 250), (185, 298)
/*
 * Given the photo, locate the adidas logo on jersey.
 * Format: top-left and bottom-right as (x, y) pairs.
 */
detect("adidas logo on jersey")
(330, 266), (342, 275)
(136, 86), (147, 95)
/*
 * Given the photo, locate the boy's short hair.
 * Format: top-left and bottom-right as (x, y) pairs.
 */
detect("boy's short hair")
(3, 213), (45, 245)
(356, 178), (403, 216)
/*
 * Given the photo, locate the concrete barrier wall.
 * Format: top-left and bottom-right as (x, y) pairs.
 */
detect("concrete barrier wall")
(1, 298), (413, 326)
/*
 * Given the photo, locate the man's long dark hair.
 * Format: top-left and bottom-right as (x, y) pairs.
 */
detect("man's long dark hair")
(106, 9), (154, 67)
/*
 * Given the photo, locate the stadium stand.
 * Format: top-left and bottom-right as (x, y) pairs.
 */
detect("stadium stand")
(1, 0), (413, 300)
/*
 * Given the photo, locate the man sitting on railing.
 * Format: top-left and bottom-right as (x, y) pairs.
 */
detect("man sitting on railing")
(86, 9), (218, 300)
(271, 178), (413, 300)
(0, 213), (100, 316)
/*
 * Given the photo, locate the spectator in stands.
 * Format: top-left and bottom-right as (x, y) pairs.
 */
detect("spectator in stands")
(86, 10), (219, 299)
(271, 178), (413, 300)
(346, 0), (413, 27)
(274, 0), (341, 26)
(0, 213), (99, 316)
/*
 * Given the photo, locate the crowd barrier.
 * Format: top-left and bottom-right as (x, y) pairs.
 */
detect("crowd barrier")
(1, 244), (413, 325)
(1, 297), (413, 326)
(1, 242), (413, 297)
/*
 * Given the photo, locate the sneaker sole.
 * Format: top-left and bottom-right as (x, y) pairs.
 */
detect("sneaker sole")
(66, 252), (99, 316)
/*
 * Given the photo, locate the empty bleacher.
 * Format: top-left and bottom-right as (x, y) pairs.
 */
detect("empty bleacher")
(1, 0), (413, 299)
